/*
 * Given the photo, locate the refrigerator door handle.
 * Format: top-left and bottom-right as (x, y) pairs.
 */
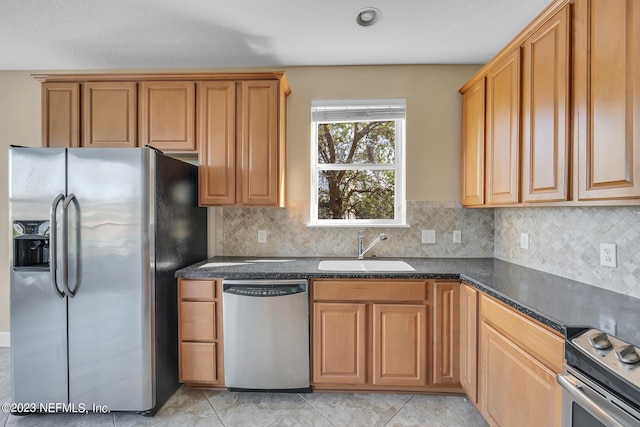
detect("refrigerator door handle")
(62, 193), (78, 298)
(50, 194), (65, 298)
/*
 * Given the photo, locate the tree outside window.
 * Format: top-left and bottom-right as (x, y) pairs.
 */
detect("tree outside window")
(310, 100), (406, 226)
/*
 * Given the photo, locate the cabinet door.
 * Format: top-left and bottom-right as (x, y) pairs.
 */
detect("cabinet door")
(239, 80), (280, 206)
(575, 0), (640, 200)
(178, 279), (224, 386)
(139, 81), (196, 152)
(432, 282), (460, 386)
(462, 79), (486, 206)
(83, 82), (137, 148)
(179, 301), (215, 342)
(478, 321), (561, 427)
(523, 6), (570, 202)
(459, 284), (478, 402)
(312, 303), (367, 385)
(372, 304), (427, 387)
(198, 81), (237, 206)
(486, 49), (521, 205)
(179, 342), (218, 384)
(41, 82), (80, 148)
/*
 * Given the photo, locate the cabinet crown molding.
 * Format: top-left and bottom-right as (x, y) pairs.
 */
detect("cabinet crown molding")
(32, 72), (291, 96)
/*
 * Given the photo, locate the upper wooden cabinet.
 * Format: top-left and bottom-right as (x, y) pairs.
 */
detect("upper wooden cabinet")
(522, 5), (571, 202)
(197, 78), (288, 207)
(239, 80), (282, 206)
(574, 0), (640, 200)
(83, 82), (137, 148)
(139, 81), (196, 152)
(41, 82), (80, 148)
(461, 79), (486, 206)
(485, 49), (521, 206)
(460, 0), (640, 206)
(35, 73), (290, 185)
(198, 81), (237, 205)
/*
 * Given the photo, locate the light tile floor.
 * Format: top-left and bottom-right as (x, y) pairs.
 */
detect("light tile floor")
(0, 347), (487, 427)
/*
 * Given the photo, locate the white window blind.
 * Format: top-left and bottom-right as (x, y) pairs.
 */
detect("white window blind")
(311, 99), (406, 122)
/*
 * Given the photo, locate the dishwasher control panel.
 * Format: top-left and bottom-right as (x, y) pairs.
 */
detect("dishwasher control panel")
(223, 283), (307, 297)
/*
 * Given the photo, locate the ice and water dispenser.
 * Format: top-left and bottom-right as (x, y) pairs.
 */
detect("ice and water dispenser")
(13, 220), (50, 270)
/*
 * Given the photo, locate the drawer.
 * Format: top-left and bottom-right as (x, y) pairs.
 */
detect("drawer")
(180, 279), (216, 301)
(180, 301), (216, 341)
(479, 294), (563, 372)
(179, 342), (217, 383)
(313, 279), (427, 302)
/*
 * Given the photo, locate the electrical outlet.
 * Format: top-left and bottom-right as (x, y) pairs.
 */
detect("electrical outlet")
(600, 243), (617, 267)
(520, 233), (529, 249)
(421, 230), (436, 244)
(453, 230), (461, 243)
(257, 229), (267, 244)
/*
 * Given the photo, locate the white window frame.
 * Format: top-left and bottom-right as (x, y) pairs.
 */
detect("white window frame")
(309, 99), (407, 227)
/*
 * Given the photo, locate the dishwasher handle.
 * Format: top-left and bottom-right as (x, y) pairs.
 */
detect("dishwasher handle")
(222, 279), (308, 297)
(223, 284), (307, 297)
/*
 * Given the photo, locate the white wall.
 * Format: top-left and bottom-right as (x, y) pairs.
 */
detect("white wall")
(0, 71), (42, 336)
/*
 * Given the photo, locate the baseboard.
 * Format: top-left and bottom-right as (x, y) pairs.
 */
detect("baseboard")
(0, 332), (10, 347)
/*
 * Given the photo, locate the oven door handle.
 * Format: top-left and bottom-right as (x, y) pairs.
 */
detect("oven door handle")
(557, 374), (626, 427)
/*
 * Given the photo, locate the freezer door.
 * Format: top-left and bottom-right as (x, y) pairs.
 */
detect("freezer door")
(66, 148), (153, 411)
(9, 147), (68, 405)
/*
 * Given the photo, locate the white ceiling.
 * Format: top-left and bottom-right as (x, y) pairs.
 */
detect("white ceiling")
(0, 0), (551, 70)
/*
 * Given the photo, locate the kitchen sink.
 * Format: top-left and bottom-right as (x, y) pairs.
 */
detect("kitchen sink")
(317, 260), (415, 272)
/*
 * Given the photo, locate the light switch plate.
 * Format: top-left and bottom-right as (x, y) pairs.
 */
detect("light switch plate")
(600, 243), (617, 267)
(520, 233), (529, 249)
(257, 230), (267, 243)
(422, 230), (436, 244)
(453, 230), (461, 243)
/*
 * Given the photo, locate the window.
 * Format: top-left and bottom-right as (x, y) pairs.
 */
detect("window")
(310, 99), (406, 226)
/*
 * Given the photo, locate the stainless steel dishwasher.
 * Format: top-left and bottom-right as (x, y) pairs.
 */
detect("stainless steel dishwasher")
(222, 279), (310, 392)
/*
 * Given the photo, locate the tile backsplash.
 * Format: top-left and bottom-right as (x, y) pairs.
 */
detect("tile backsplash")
(214, 201), (639, 299)
(216, 201), (494, 259)
(494, 206), (640, 298)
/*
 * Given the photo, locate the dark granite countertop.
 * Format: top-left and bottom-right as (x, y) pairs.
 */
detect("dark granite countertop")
(177, 256), (640, 347)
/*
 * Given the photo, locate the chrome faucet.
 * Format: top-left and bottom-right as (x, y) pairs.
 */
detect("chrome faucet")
(358, 230), (388, 259)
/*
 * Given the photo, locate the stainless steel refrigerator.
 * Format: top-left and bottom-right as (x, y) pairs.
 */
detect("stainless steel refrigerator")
(9, 146), (207, 414)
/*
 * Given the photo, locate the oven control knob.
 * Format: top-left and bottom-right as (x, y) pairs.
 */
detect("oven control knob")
(588, 332), (612, 350)
(615, 345), (640, 364)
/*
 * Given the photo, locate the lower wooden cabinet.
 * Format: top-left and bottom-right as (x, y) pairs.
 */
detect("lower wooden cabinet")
(312, 302), (367, 385)
(180, 342), (218, 384)
(477, 293), (563, 426)
(459, 284), (479, 402)
(372, 304), (427, 387)
(311, 279), (460, 392)
(178, 278), (224, 386)
(432, 281), (460, 386)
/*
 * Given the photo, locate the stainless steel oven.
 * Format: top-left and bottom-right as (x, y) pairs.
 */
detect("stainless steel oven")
(559, 328), (640, 427)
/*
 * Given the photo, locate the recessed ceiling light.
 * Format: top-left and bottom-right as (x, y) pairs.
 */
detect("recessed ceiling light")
(356, 7), (381, 27)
